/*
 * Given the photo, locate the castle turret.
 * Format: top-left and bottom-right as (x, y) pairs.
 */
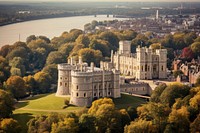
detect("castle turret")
(56, 64), (73, 96)
(70, 70), (93, 107)
(119, 41), (131, 55)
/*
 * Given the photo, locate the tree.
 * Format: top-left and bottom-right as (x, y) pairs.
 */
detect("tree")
(150, 43), (164, 50)
(0, 56), (10, 85)
(58, 43), (74, 59)
(88, 98), (122, 133)
(34, 71), (51, 93)
(190, 113), (200, 133)
(23, 75), (36, 95)
(9, 57), (26, 76)
(27, 113), (62, 133)
(119, 109), (131, 129)
(161, 34), (174, 48)
(160, 83), (190, 107)
(79, 114), (96, 133)
(189, 92), (200, 111)
(150, 83), (167, 103)
(191, 42), (200, 57)
(42, 64), (58, 84)
(76, 34), (90, 47)
(173, 70), (183, 78)
(124, 119), (155, 133)
(5, 75), (26, 99)
(26, 35), (36, 44)
(0, 89), (15, 118)
(137, 102), (170, 132)
(0, 118), (21, 133)
(51, 117), (79, 133)
(45, 51), (65, 66)
(166, 106), (190, 133)
(89, 39), (110, 57)
(173, 33), (186, 49)
(78, 48), (102, 67)
(99, 31), (119, 51)
(181, 47), (194, 60)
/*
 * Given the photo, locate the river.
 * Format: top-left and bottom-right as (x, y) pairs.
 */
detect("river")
(0, 15), (127, 47)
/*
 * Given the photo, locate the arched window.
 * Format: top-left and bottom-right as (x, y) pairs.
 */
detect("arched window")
(84, 93), (86, 97)
(76, 93), (79, 97)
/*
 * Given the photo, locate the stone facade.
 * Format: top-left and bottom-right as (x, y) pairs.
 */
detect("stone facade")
(108, 41), (167, 79)
(56, 57), (120, 107)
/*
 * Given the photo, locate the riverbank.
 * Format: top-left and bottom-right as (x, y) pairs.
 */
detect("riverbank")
(0, 15), (127, 47)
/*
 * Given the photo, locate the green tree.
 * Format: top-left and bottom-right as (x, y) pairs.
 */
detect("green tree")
(150, 83), (167, 102)
(26, 35), (36, 44)
(0, 89), (14, 118)
(9, 57), (26, 76)
(124, 119), (155, 133)
(45, 51), (65, 66)
(5, 75), (26, 99)
(76, 34), (90, 47)
(166, 106), (190, 133)
(88, 98), (122, 133)
(0, 118), (21, 133)
(160, 83), (190, 107)
(42, 64), (58, 84)
(23, 75), (36, 95)
(190, 113), (200, 133)
(34, 71), (51, 93)
(79, 114), (96, 133)
(51, 118), (79, 133)
(78, 48), (102, 67)
(191, 42), (200, 57)
(0, 56), (10, 85)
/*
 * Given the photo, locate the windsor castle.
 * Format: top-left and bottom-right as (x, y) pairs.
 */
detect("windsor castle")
(56, 41), (167, 107)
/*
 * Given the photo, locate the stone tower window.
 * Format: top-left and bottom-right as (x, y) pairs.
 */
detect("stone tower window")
(142, 66), (144, 71)
(60, 77), (62, 80)
(161, 66), (164, 71)
(65, 83), (67, 87)
(145, 65), (147, 71)
(76, 93), (79, 97)
(108, 92), (111, 95)
(60, 82), (62, 86)
(94, 93), (96, 97)
(76, 85), (79, 90)
(84, 93), (86, 97)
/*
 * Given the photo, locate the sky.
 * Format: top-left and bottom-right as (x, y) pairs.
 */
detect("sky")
(0, 0), (199, 2)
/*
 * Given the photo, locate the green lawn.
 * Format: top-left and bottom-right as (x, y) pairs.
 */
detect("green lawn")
(13, 93), (146, 133)
(113, 93), (147, 109)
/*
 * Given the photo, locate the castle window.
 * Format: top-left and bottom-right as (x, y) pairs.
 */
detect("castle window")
(145, 65), (147, 71)
(142, 66), (144, 71)
(60, 82), (62, 86)
(60, 77), (62, 80)
(99, 92), (101, 97)
(84, 93), (86, 97)
(65, 83), (67, 87)
(65, 77), (68, 80)
(148, 66), (150, 71)
(77, 93), (79, 97)
(108, 92), (111, 95)
(94, 93), (96, 97)
(94, 85), (96, 90)
(143, 88), (145, 91)
(77, 85), (79, 90)
(161, 66), (164, 71)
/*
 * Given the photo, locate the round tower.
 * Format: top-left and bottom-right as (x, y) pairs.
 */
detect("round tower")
(56, 63), (72, 96)
(70, 70), (93, 107)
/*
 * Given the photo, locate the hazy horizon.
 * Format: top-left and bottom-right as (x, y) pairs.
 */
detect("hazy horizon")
(0, 0), (200, 2)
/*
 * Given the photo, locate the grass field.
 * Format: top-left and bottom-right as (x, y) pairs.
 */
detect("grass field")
(13, 93), (146, 133)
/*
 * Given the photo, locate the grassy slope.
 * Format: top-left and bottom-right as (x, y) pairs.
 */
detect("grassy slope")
(13, 93), (146, 133)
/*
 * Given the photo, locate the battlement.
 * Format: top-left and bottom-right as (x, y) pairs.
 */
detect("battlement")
(58, 63), (73, 70)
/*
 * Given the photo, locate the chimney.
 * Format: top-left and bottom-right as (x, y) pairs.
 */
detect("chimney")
(79, 56), (82, 64)
(91, 62), (94, 72)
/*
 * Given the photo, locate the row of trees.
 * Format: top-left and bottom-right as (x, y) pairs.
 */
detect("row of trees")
(27, 98), (131, 133)
(26, 82), (200, 133)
